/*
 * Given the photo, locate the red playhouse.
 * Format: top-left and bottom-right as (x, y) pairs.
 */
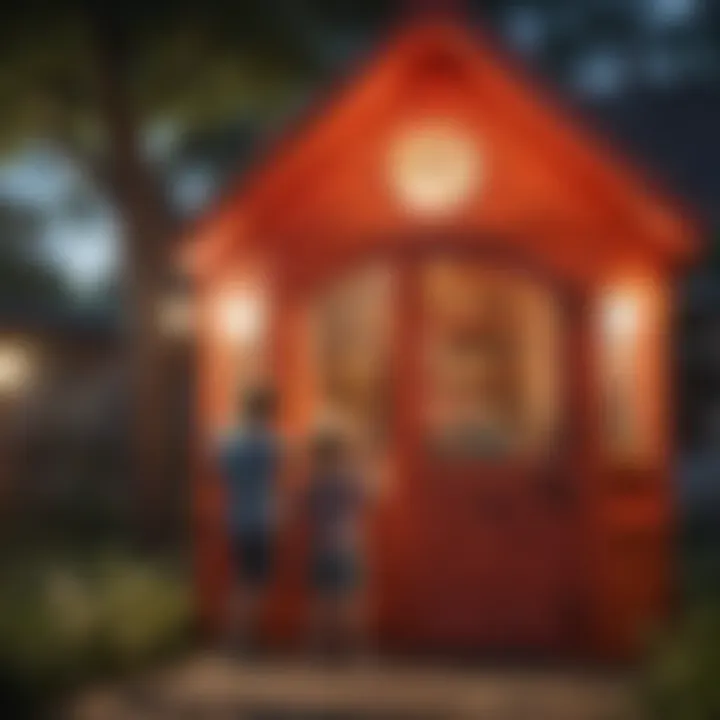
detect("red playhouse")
(180, 14), (699, 660)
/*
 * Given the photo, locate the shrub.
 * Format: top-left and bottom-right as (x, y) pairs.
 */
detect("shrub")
(639, 603), (720, 720)
(0, 555), (192, 714)
(92, 557), (192, 671)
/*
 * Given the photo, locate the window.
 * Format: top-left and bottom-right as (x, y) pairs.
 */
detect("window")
(310, 265), (393, 449)
(421, 262), (561, 461)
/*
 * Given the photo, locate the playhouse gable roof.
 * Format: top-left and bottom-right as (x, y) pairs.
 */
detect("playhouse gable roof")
(182, 20), (698, 277)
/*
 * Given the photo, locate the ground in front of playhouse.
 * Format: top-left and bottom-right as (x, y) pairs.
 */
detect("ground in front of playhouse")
(68, 653), (638, 719)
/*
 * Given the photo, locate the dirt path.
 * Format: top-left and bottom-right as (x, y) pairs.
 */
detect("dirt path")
(68, 655), (638, 719)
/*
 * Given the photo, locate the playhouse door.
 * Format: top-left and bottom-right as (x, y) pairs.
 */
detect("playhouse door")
(402, 259), (578, 651)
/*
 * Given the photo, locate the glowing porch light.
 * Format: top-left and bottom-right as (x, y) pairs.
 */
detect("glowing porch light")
(215, 286), (267, 345)
(598, 283), (651, 461)
(389, 120), (483, 217)
(602, 289), (641, 342)
(0, 342), (36, 396)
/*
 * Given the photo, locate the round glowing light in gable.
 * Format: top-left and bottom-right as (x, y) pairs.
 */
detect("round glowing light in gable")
(389, 120), (483, 217)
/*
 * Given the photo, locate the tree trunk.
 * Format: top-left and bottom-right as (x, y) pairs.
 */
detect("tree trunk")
(89, 8), (180, 548)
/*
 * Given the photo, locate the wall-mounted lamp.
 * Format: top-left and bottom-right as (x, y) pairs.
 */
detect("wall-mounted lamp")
(602, 289), (641, 343)
(215, 286), (267, 346)
(598, 282), (652, 462)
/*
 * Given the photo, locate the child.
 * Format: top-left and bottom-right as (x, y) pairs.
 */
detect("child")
(217, 385), (281, 651)
(305, 426), (370, 657)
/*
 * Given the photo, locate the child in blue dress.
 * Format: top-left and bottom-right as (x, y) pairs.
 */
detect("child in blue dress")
(305, 427), (370, 656)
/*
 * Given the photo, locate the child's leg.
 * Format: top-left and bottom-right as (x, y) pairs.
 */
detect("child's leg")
(225, 534), (269, 652)
(332, 553), (371, 658)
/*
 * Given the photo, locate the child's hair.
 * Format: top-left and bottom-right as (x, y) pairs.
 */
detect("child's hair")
(241, 385), (277, 424)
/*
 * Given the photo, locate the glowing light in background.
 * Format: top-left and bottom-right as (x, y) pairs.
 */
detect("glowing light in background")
(0, 342), (36, 396)
(389, 120), (482, 217)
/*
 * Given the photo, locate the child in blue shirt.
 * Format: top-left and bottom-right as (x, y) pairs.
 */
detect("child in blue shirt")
(217, 386), (281, 650)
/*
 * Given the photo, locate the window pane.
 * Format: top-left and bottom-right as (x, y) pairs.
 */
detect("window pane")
(310, 265), (393, 449)
(422, 262), (561, 461)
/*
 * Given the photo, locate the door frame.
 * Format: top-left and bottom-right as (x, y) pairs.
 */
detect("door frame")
(390, 248), (590, 653)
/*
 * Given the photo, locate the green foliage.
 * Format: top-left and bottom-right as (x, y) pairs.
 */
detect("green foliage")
(0, 555), (192, 713)
(639, 604), (720, 720)
(636, 502), (720, 720)
(91, 557), (192, 670)
(0, 2), (320, 156)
